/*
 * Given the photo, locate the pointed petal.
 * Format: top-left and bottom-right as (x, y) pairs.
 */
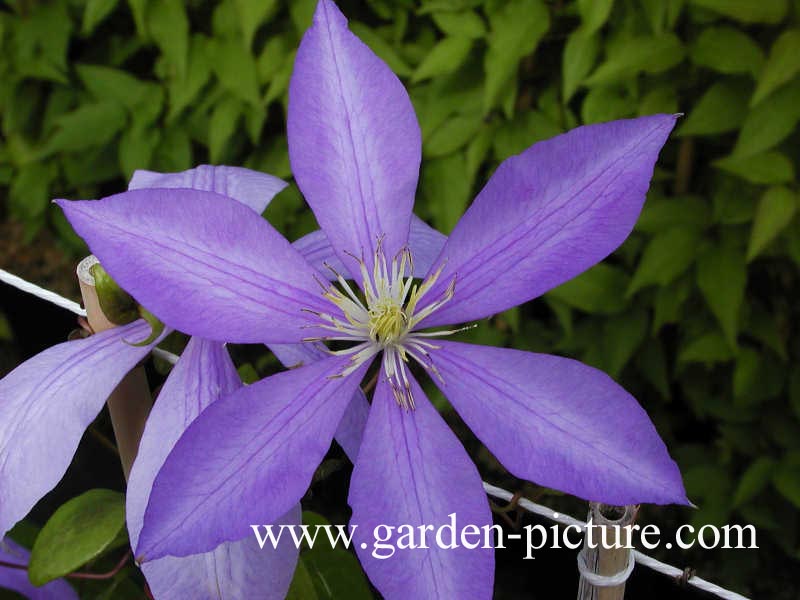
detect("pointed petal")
(57, 190), (335, 344)
(293, 215), (447, 280)
(0, 320), (159, 537)
(433, 341), (688, 505)
(0, 537), (77, 599)
(139, 505), (300, 600)
(127, 338), (299, 599)
(136, 355), (370, 561)
(129, 165), (287, 215)
(349, 374), (494, 600)
(269, 342), (368, 462)
(419, 115), (677, 327)
(288, 0), (421, 269)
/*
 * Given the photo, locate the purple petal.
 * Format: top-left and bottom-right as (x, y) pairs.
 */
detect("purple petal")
(129, 165), (287, 215)
(0, 537), (77, 599)
(127, 338), (299, 599)
(293, 215), (447, 280)
(288, 0), (421, 269)
(433, 341), (688, 505)
(57, 190), (335, 344)
(0, 320), (160, 537)
(138, 515), (300, 600)
(418, 115), (677, 328)
(136, 355), (370, 561)
(349, 374), (494, 600)
(269, 342), (368, 462)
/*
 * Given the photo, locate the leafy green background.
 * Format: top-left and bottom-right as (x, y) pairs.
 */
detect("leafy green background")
(1, 0), (800, 598)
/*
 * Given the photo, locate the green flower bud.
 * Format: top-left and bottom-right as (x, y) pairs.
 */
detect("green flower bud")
(90, 263), (139, 325)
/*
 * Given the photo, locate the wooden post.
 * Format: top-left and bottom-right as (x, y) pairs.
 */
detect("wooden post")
(577, 503), (638, 600)
(77, 255), (153, 480)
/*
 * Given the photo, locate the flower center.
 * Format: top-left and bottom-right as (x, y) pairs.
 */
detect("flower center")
(303, 241), (467, 410)
(369, 300), (407, 345)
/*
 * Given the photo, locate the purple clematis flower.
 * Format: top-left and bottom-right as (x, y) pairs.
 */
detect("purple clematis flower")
(1, 536), (77, 599)
(0, 166), (307, 599)
(57, 1), (688, 597)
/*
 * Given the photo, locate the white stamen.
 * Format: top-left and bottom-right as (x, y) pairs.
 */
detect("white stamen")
(307, 242), (465, 409)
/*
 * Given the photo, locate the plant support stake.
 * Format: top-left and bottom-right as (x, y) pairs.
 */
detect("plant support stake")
(577, 503), (638, 600)
(77, 255), (152, 480)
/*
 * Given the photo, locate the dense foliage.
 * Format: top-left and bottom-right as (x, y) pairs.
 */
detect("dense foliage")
(1, 0), (799, 597)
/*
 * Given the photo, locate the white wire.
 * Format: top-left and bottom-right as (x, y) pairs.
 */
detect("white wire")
(0, 268), (86, 316)
(483, 485), (750, 600)
(0, 269), (751, 600)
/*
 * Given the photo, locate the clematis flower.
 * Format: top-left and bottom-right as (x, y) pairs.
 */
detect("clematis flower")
(1, 536), (77, 599)
(0, 166), (307, 599)
(57, 1), (689, 597)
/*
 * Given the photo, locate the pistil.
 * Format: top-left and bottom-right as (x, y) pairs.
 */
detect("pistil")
(306, 244), (462, 410)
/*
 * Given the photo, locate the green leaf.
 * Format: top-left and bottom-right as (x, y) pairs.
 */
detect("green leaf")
(421, 152), (470, 233)
(424, 111), (483, 157)
(127, 0), (148, 37)
(298, 512), (373, 600)
(636, 196), (712, 233)
(234, 0), (279, 49)
(734, 78), (800, 157)
(639, 0), (683, 32)
(585, 34), (684, 86)
(119, 126), (160, 179)
(167, 36), (212, 121)
(465, 122), (495, 184)
(689, 26), (764, 76)
(492, 110), (561, 160)
(678, 330), (735, 364)
(747, 186), (797, 260)
(432, 10), (486, 38)
(562, 30), (600, 101)
(82, 0), (119, 36)
(9, 163), (57, 224)
(638, 85), (677, 116)
(732, 347), (783, 406)
(790, 370), (800, 420)
(290, 0), (317, 33)
(349, 23), (413, 77)
(712, 177), (757, 224)
(209, 96), (243, 163)
(412, 36), (473, 83)
(483, 0), (549, 112)
(44, 102), (128, 155)
(733, 458), (777, 507)
(653, 275), (692, 330)
(688, 0), (788, 23)
(636, 339), (671, 398)
(577, 0), (614, 34)
(547, 263), (629, 315)
(751, 29), (800, 105)
(148, 0), (189, 77)
(76, 64), (155, 111)
(28, 489), (126, 586)
(581, 86), (636, 124)
(601, 308), (648, 377)
(264, 48), (296, 107)
(696, 243), (746, 348)
(714, 150), (794, 184)
(287, 558), (320, 600)
(773, 461), (800, 509)
(153, 127), (193, 173)
(208, 38), (262, 106)
(628, 227), (701, 294)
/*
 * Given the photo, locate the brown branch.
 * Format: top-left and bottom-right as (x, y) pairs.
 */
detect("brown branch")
(0, 551), (131, 582)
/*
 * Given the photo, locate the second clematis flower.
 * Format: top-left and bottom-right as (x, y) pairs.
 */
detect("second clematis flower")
(57, 1), (689, 597)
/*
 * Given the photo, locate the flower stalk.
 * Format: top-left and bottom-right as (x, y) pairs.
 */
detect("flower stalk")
(77, 255), (152, 480)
